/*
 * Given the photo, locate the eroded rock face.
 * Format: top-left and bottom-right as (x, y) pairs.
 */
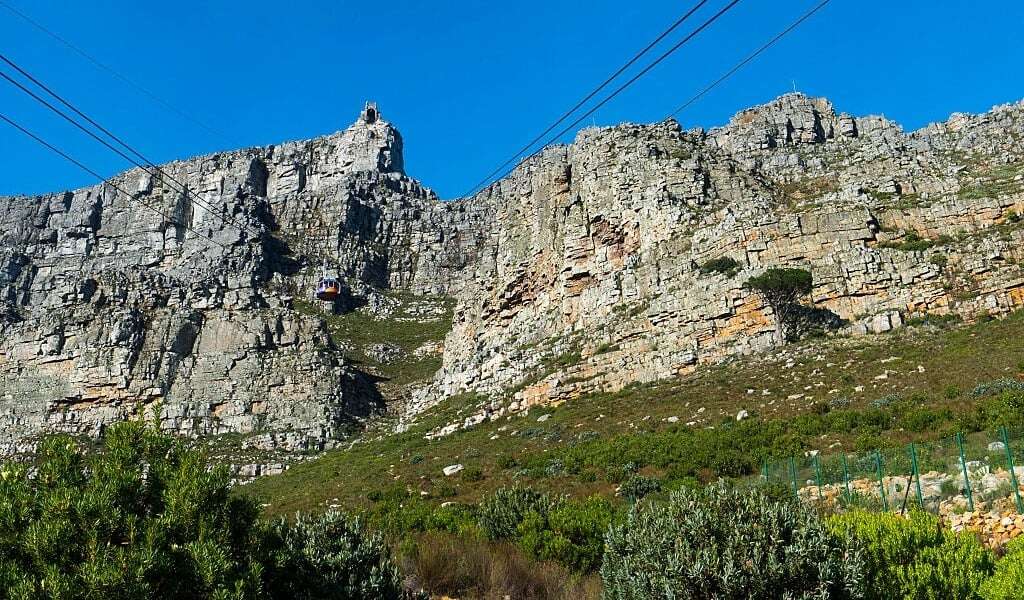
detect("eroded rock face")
(419, 94), (1024, 415)
(3, 94), (1024, 451)
(0, 104), (486, 453)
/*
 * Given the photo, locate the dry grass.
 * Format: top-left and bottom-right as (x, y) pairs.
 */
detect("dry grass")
(400, 532), (601, 600)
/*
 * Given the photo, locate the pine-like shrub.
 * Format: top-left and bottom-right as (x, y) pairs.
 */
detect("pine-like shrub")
(601, 483), (866, 599)
(828, 509), (993, 599)
(264, 512), (404, 600)
(0, 421), (265, 599)
(0, 422), (409, 600)
(981, 536), (1024, 599)
(618, 474), (661, 502)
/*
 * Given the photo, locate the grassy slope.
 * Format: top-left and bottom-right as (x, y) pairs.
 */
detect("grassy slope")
(294, 293), (454, 391)
(242, 312), (1024, 518)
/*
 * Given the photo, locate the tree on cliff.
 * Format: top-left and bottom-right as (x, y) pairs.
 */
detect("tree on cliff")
(745, 267), (814, 343)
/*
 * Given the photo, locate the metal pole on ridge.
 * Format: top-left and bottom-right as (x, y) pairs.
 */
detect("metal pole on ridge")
(841, 454), (852, 501)
(956, 432), (975, 512)
(1000, 426), (1023, 513)
(789, 456), (799, 500)
(874, 450), (889, 511)
(910, 442), (924, 509)
(813, 454), (823, 502)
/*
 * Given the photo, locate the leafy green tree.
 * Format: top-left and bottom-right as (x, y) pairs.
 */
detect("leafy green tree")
(981, 536), (1024, 599)
(745, 267), (814, 342)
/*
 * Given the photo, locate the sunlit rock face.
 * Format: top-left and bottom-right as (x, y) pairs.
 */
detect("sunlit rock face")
(3, 94), (1024, 451)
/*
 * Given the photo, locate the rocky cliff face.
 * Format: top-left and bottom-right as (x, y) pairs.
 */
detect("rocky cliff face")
(3, 95), (1023, 454)
(0, 103), (486, 456)
(421, 94), (1024, 424)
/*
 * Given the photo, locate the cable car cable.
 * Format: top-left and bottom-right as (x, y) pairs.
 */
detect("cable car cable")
(0, 110), (230, 251)
(0, 66), (241, 235)
(460, 0), (710, 199)
(666, 0), (832, 120)
(0, 59), (262, 239)
(0, 0), (233, 145)
(473, 0), (743, 195)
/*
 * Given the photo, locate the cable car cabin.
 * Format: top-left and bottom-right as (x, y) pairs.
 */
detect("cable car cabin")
(315, 277), (341, 301)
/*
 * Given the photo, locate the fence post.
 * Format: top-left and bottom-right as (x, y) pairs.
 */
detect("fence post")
(1000, 426), (1024, 514)
(841, 454), (852, 500)
(813, 454), (824, 501)
(956, 432), (975, 512)
(875, 450), (889, 511)
(909, 442), (924, 509)
(789, 456), (799, 500)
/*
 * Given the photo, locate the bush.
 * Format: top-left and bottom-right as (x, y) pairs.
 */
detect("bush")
(517, 496), (616, 573)
(981, 536), (1024, 599)
(478, 487), (615, 573)
(0, 422), (409, 600)
(977, 390), (1024, 429)
(601, 483), (865, 599)
(618, 474), (661, 502)
(265, 512), (404, 600)
(828, 510), (993, 599)
(0, 422), (266, 599)
(699, 256), (741, 277)
(461, 466), (484, 482)
(478, 486), (554, 541)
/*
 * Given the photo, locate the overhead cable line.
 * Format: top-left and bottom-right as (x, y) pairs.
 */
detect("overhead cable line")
(468, 0), (743, 197)
(0, 111), (229, 250)
(0, 54), (263, 239)
(0, 0), (233, 145)
(666, 0), (832, 120)
(461, 0), (710, 198)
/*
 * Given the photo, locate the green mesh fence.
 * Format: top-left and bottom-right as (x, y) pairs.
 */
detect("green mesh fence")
(760, 427), (1024, 514)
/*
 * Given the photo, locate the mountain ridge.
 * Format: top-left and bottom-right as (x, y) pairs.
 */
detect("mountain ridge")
(2, 93), (1022, 466)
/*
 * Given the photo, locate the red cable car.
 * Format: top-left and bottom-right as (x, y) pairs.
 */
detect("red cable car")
(314, 260), (341, 301)
(315, 277), (341, 301)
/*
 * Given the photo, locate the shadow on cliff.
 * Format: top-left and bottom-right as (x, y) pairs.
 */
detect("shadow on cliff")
(790, 305), (848, 341)
(340, 367), (388, 422)
(262, 233), (303, 278)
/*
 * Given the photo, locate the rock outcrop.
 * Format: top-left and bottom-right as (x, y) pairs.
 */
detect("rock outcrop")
(0, 103), (485, 454)
(3, 94), (1024, 453)
(423, 94), (1024, 418)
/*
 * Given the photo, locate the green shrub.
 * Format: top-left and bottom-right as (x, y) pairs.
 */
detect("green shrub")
(601, 483), (866, 599)
(828, 510), (993, 599)
(699, 256), (741, 277)
(265, 512), (404, 600)
(0, 422), (409, 600)
(981, 536), (1024, 599)
(461, 466), (484, 482)
(0, 422), (266, 599)
(977, 390), (1024, 429)
(517, 496), (615, 573)
(477, 486), (554, 541)
(618, 474), (661, 502)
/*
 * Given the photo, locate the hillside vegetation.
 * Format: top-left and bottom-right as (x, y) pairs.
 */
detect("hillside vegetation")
(243, 311), (1024, 515)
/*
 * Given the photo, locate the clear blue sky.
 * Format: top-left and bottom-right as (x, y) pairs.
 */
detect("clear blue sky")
(1, 0), (1022, 199)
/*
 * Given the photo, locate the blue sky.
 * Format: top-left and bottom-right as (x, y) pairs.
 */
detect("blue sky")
(1, 0), (1022, 199)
